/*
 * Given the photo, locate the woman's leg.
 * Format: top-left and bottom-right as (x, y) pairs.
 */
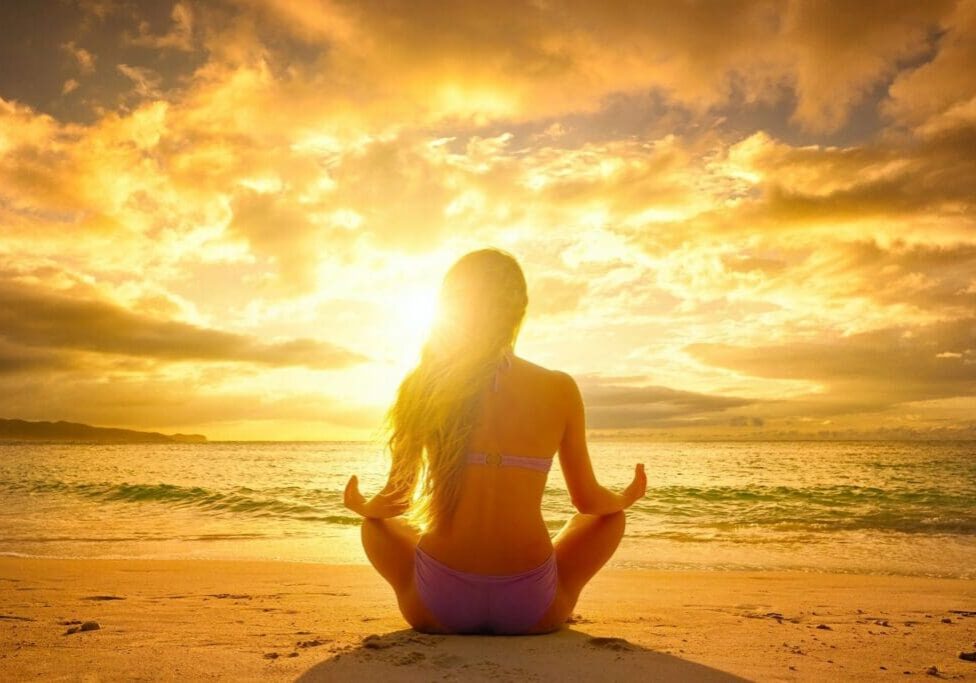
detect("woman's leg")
(359, 518), (444, 632)
(530, 511), (626, 632)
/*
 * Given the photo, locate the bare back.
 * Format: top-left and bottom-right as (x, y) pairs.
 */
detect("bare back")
(417, 356), (570, 574)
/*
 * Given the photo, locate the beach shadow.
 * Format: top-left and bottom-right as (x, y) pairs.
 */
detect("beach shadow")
(296, 628), (750, 682)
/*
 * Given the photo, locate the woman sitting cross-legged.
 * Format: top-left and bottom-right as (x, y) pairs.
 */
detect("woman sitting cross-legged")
(343, 248), (646, 635)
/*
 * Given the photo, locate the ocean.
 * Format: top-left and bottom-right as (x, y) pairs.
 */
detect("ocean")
(2, 441), (974, 579)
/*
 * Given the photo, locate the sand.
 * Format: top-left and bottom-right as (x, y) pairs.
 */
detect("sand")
(1, 558), (975, 681)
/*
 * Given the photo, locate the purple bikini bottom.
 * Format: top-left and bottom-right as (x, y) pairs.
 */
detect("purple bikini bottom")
(414, 546), (558, 634)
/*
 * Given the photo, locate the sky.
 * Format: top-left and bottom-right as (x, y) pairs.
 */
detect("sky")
(0, 0), (974, 441)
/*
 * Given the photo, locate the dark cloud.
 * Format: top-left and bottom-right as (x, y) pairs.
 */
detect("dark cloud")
(831, 240), (976, 315)
(708, 124), (976, 238)
(0, 338), (67, 374)
(883, 0), (976, 129)
(579, 378), (758, 429)
(0, 1), (206, 123)
(729, 415), (765, 427)
(0, 279), (366, 370)
(687, 317), (976, 409)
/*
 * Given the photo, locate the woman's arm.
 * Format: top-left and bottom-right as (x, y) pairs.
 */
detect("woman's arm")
(556, 373), (646, 515)
(343, 475), (412, 519)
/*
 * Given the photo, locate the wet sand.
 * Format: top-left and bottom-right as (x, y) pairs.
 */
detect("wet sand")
(1, 558), (975, 681)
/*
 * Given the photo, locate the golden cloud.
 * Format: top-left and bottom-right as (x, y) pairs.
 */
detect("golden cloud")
(0, 277), (365, 370)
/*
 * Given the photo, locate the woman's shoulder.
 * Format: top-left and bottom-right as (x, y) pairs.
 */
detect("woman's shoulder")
(512, 357), (577, 395)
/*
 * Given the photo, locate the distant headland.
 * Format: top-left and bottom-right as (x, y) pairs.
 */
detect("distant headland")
(0, 419), (207, 444)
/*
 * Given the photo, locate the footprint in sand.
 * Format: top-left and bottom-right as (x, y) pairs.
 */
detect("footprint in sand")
(432, 653), (465, 668)
(587, 636), (633, 652)
(64, 621), (100, 635)
(393, 651), (426, 666)
(207, 593), (252, 600)
(362, 634), (396, 650)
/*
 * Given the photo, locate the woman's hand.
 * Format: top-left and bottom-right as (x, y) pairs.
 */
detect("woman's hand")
(621, 463), (647, 509)
(343, 475), (369, 517)
(344, 475), (411, 519)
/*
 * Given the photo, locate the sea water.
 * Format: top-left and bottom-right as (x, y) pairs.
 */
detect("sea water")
(1, 441), (974, 578)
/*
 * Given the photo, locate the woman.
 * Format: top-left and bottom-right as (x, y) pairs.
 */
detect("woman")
(343, 248), (646, 634)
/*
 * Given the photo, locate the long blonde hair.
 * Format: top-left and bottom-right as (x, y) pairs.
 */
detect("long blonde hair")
(386, 249), (528, 531)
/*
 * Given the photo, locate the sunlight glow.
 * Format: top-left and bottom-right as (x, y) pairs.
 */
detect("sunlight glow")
(388, 286), (439, 372)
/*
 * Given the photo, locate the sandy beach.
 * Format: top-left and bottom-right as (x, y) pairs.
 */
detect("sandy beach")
(1, 558), (974, 681)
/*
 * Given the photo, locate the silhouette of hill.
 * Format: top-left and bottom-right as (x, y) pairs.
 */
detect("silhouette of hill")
(0, 419), (206, 443)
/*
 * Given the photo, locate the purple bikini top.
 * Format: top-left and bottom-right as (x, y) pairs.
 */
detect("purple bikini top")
(469, 351), (552, 472)
(467, 451), (553, 472)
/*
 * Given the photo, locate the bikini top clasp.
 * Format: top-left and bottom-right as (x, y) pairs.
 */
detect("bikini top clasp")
(484, 451), (503, 466)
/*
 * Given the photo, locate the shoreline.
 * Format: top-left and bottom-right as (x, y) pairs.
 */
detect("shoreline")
(1, 550), (974, 582)
(2, 558), (975, 681)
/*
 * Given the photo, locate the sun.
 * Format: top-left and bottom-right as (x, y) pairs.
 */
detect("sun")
(389, 286), (439, 368)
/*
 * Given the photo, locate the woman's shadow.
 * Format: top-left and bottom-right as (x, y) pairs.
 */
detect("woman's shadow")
(296, 628), (750, 682)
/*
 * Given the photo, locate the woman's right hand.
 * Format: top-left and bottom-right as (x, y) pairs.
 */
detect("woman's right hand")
(343, 475), (368, 517)
(621, 463), (647, 509)
(344, 475), (411, 519)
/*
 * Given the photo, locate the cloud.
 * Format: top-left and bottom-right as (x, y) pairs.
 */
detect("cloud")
(227, 187), (329, 294)
(825, 240), (976, 317)
(4, 3), (969, 292)
(719, 128), (976, 231)
(321, 135), (458, 249)
(0, 338), (66, 374)
(127, 2), (195, 52)
(116, 64), (163, 99)
(76, 0), (116, 22)
(62, 41), (96, 74)
(883, 0), (976, 130)
(0, 278), (366, 370)
(527, 275), (588, 317)
(0, 96), (165, 238)
(781, 0), (952, 132)
(208, 0), (956, 132)
(687, 317), (976, 410)
(578, 377), (758, 429)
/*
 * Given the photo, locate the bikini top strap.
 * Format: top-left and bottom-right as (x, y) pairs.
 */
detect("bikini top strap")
(467, 451), (553, 472)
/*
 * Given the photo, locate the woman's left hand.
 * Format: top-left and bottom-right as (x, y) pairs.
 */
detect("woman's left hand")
(343, 475), (368, 517)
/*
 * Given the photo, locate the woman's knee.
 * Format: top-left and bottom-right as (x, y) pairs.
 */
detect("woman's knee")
(588, 509), (625, 540)
(605, 509), (626, 536)
(360, 516), (380, 541)
(359, 517), (382, 555)
(360, 516), (411, 551)
(594, 511), (626, 557)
